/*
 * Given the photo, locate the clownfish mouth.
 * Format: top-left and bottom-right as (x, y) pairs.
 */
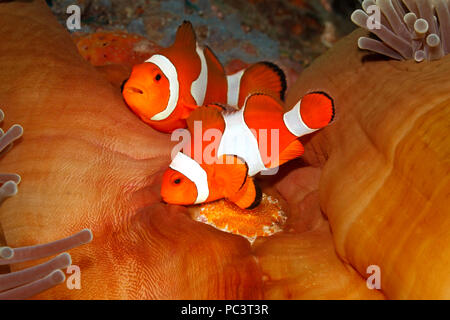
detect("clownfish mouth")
(125, 87), (144, 95)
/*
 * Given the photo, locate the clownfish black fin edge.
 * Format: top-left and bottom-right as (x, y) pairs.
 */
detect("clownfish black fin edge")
(246, 180), (262, 210)
(237, 62), (287, 107)
(259, 61), (287, 101)
(308, 91), (335, 123)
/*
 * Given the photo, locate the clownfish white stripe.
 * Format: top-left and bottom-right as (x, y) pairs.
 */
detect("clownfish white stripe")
(283, 99), (318, 137)
(226, 69), (245, 107)
(218, 102), (267, 176)
(146, 54), (180, 121)
(191, 45), (208, 106)
(169, 152), (209, 204)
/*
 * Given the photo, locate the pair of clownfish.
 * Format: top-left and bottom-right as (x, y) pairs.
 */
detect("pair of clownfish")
(122, 21), (335, 210)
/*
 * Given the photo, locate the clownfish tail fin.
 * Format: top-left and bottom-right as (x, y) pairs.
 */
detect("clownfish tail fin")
(173, 21), (197, 50)
(300, 91), (335, 128)
(234, 61), (287, 108)
(283, 92), (335, 137)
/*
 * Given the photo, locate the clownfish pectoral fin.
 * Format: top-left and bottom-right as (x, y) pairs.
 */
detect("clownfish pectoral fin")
(227, 176), (262, 210)
(186, 105), (225, 134)
(299, 92), (335, 129)
(266, 139), (304, 168)
(215, 155), (249, 197)
(236, 62), (287, 108)
(173, 21), (197, 50)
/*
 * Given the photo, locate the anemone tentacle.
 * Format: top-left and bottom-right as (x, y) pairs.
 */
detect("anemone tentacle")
(0, 109), (82, 299)
(0, 109), (23, 203)
(351, 0), (450, 62)
(0, 229), (93, 299)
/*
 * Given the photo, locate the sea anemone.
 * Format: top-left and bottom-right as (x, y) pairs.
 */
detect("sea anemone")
(0, 229), (92, 299)
(351, 0), (450, 62)
(288, 26), (450, 298)
(0, 109), (92, 300)
(0, 109), (22, 203)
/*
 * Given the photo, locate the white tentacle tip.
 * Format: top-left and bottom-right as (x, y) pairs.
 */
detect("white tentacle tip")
(1, 181), (18, 197)
(10, 124), (24, 138)
(80, 229), (94, 244)
(49, 270), (66, 285)
(58, 252), (73, 267)
(414, 18), (429, 35)
(426, 34), (441, 48)
(0, 247), (14, 259)
(415, 50), (426, 62)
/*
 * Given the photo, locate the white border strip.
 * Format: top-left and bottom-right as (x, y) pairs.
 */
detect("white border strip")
(283, 99), (318, 137)
(146, 54), (180, 121)
(218, 99), (267, 176)
(191, 45), (208, 106)
(226, 69), (244, 106)
(169, 152), (209, 204)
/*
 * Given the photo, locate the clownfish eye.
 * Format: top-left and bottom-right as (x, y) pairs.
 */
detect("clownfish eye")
(155, 74), (161, 81)
(173, 178), (181, 185)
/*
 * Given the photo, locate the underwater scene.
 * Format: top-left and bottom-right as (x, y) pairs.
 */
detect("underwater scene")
(0, 0), (449, 303)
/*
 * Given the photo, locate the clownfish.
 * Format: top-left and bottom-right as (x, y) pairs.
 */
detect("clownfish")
(161, 92), (335, 209)
(122, 21), (286, 133)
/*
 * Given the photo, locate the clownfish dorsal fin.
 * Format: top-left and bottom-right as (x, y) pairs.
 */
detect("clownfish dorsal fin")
(227, 176), (262, 210)
(203, 46), (225, 74)
(266, 139), (304, 168)
(237, 62), (287, 108)
(186, 105), (225, 135)
(173, 21), (197, 50)
(215, 155), (249, 198)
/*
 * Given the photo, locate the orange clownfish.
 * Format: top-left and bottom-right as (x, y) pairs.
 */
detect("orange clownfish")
(122, 21), (286, 133)
(161, 92), (335, 209)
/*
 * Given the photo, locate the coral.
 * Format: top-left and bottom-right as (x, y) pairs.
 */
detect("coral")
(72, 31), (160, 67)
(72, 31), (160, 87)
(351, 0), (450, 62)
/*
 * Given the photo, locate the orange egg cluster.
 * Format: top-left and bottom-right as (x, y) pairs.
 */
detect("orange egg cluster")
(72, 31), (160, 67)
(190, 194), (287, 242)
